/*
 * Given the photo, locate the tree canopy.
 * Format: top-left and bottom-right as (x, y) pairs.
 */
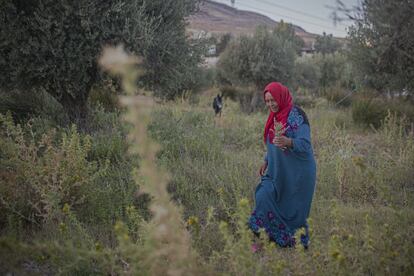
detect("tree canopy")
(336, 0), (414, 94)
(217, 25), (297, 89)
(0, 0), (202, 120)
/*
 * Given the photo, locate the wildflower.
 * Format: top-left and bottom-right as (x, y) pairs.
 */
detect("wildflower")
(267, 211), (275, 220)
(187, 216), (199, 226)
(331, 250), (340, 259)
(251, 243), (262, 253)
(239, 198), (249, 208)
(122, 233), (129, 242)
(59, 222), (67, 233)
(95, 242), (103, 252)
(352, 155), (366, 169)
(62, 203), (70, 214)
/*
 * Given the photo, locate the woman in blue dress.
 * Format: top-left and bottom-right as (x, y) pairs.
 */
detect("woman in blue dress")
(248, 82), (316, 248)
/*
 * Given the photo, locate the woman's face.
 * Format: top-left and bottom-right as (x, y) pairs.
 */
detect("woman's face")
(265, 92), (278, 113)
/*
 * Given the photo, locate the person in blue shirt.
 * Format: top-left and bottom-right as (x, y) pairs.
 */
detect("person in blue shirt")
(249, 82), (316, 249)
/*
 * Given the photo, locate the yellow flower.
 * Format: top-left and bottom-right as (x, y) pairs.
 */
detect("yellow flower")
(187, 216), (199, 226)
(62, 203), (70, 214)
(239, 198), (249, 208)
(331, 250), (340, 259)
(59, 222), (67, 233)
(95, 242), (103, 252)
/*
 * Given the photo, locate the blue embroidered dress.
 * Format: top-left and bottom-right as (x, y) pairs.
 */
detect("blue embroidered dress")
(248, 106), (316, 247)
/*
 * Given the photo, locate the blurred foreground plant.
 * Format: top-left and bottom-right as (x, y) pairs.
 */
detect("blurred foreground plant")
(99, 45), (200, 275)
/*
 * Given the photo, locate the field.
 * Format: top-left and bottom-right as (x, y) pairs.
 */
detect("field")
(1, 81), (413, 275)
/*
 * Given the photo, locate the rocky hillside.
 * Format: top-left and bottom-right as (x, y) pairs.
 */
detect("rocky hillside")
(187, 0), (318, 47)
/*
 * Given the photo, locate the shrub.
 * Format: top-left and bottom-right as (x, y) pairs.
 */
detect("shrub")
(324, 85), (353, 107)
(293, 56), (321, 93)
(352, 97), (387, 128)
(219, 85), (264, 113)
(87, 81), (119, 112)
(217, 25), (296, 89)
(0, 113), (103, 227)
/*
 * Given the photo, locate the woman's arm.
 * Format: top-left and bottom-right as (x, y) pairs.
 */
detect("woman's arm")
(291, 124), (312, 153)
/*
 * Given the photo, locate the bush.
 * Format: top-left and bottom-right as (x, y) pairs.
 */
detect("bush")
(352, 96), (414, 128)
(217, 25), (296, 89)
(87, 81), (119, 112)
(386, 99), (414, 123)
(293, 56), (321, 93)
(0, 106), (148, 232)
(219, 85), (264, 113)
(352, 98), (387, 128)
(0, 113), (102, 227)
(324, 85), (353, 107)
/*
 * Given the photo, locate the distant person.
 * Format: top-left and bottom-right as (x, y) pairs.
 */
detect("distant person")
(249, 82), (316, 250)
(212, 94), (223, 117)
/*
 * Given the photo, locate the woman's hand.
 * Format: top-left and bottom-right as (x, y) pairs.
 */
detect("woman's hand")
(273, 135), (292, 150)
(259, 161), (268, 176)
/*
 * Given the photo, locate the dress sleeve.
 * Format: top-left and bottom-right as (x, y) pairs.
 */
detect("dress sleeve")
(291, 124), (312, 153)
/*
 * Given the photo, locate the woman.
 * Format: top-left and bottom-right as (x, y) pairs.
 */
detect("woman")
(248, 82), (316, 248)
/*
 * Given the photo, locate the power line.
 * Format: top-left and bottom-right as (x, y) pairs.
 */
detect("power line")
(253, 0), (348, 27)
(235, 1), (348, 35)
(238, 0), (347, 33)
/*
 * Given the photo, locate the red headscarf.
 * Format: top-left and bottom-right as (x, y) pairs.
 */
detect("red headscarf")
(263, 82), (293, 144)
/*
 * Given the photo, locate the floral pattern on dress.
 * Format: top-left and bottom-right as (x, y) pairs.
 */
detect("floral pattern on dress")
(249, 210), (310, 248)
(249, 210), (297, 247)
(286, 107), (304, 137)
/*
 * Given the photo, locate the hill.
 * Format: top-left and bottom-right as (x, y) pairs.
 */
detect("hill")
(187, 0), (318, 47)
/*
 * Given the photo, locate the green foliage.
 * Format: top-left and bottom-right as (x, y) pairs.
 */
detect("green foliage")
(139, 0), (205, 100)
(293, 52), (355, 97)
(149, 99), (414, 274)
(274, 20), (305, 55)
(1, 88), (414, 274)
(352, 97), (387, 128)
(352, 96), (414, 128)
(313, 52), (350, 90)
(345, 0), (414, 94)
(219, 85), (264, 113)
(324, 85), (353, 107)
(87, 80), (119, 112)
(215, 33), (232, 55)
(218, 25), (297, 89)
(314, 32), (342, 54)
(0, 0), (204, 119)
(0, 113), (101, 227)
(293, 56), (321, 93)
(0, 0), (154, 119)
(0, 101), (147, 233)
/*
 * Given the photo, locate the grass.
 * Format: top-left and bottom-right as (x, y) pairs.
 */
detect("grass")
(0, 83), (413, 275)
(148, 88), (414, 275)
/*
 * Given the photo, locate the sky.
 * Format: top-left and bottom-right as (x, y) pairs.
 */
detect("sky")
(211, 0), (360, 37)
